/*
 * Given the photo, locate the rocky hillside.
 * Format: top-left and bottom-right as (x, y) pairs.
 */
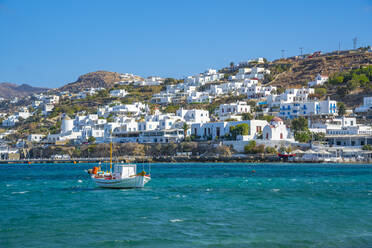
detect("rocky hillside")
(268, 50), (372, 88)
(59, 71), (143, 92)
(0, 83), (48, 99)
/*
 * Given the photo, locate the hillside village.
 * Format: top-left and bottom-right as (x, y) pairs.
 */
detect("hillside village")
(1, 48), (372, 162)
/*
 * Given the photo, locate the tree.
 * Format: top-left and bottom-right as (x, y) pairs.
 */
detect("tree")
(182, 123), (189, 139)
(230, 62), (234, 68)
(295, 130), (311, 143)
(88, 136), (96, 144)
(242, 113), (253, 120)
(329, 75), (344, 85)
(97, 89), (109, 98)
(230, 123), (249, 140)
(314, 88), (327, 97)
(244, 140), (256, 154)
(291, 117), (308, 133)
(265, 146), (277, 154)
(362, 144), (372, 151)
(164, 78), (177, 85)
(338, 102), (346, 116)
(291, 117), (311, 143)
(346, 79), (359, 92)
(276, 87), (285, 94)
(312, 132), (325, 141)
(259, 115), (274, 122)
(164, 104), (179, 113)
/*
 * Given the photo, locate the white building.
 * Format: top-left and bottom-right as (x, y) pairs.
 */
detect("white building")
(98, 102), (148, 117)
(176, 108), (210, 124)
(217, 101), (251, 117)
(308, 74), (328, 87)
(47, 115), (82, 143)
(187, 92), (213, 103)
(44, 95), (60, 105)
(279, 98), (337, 119)
(267, 87), (314, 107)
(262, 117), (292, 141)
(309, 117), (372, 135)
(42, 104), (54, 116)
(230, 67), (270, 81)
(151, 92), (174, 104)
(32, 100), (43, 108)
(184, 69), (224, 86)
(191, 120), (268, 140)
(28, 134), (45, 142)
(246, 85), (277, 99)
(355, 97), (372, 112)
(2, 110), (31, 127)
(134, 76), (164, 86)
(110, 89), (128, 98)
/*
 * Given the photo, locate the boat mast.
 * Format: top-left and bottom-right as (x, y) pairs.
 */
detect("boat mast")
(110, 141), (112, 173)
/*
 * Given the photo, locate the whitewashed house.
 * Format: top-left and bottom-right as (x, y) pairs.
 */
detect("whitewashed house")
(309, 117), (372, 135)
(246, 85), (277, 99)
(230, 67), (270, 81)
(191, 120), (268, 140)
(176, 108), (210, 124)
(28, 134), (45, 142)
(151, 92), (173, 104)
(2, 109), (31, 127)
(355, 97), (372, 112)
(42, 104), (54, 116)
(267, 87), (315, 107)
(134, 76), (164, 86)
(32, 100), (43, 108)
(187, 92), (213, 103)
(279, 98), (337, 119)
(184, 69), (224, 86)
(217, 102), (251, 117)
(110, 89), (128, 98)
(308, 74), (328, 87)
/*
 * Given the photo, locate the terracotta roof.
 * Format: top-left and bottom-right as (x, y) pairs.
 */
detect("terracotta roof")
(271, 117), (283, 122)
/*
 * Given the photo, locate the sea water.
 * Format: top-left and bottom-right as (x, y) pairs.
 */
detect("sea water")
(1, 163), (372, 248)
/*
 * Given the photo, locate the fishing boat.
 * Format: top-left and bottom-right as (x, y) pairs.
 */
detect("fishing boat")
(87, 143), (151, 188)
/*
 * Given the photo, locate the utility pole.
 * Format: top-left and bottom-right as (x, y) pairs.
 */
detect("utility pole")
(281, 49), (285, 59)
(299, 47), (304, 56)
(338, 41), (341, 55)
(353, 37), (357, 50)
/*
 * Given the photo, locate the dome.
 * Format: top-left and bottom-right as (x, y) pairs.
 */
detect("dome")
(271, 117), (283, 123)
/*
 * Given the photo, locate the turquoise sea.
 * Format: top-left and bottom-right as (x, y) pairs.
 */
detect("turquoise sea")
(1, 163), (372, 248)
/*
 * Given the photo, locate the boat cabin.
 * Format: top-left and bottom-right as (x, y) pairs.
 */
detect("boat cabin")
(114, 164), (137, 178)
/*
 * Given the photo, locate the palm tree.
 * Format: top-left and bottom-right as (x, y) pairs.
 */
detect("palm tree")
(182, 123), (189, 140)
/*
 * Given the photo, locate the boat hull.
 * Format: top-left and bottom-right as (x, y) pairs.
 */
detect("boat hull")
(92, 176), (151, 189)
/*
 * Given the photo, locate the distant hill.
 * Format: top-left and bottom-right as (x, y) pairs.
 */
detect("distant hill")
(59, 70), (143, 92)
(0, 82), (48, 99)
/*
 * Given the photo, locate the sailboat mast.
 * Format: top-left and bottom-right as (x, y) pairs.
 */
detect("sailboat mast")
(110, 141), (112, 172)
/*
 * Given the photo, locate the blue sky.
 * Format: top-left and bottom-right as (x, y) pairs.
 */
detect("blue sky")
(0, 0), (371, 88)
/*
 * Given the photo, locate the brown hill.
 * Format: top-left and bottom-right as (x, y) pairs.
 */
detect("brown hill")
(59, 70), (142, 92)
(0, 83), (48, 99)
(269, 50), (372, 88)
(267, 50), (372, 108)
